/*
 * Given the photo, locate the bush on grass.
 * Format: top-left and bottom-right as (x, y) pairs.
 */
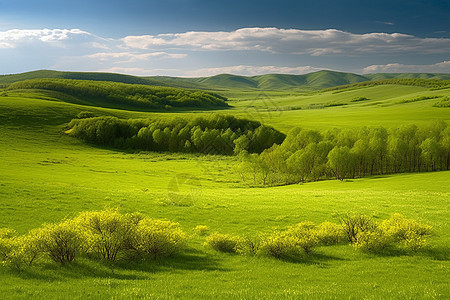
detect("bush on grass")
(74, 209), (135, 262)
(0, 229), (41, 269)
(339, 213), (377, 243)
(379, 213), (432, 251)
(315, 221), (346, 245)
(204, 233), (243, 253)
(34, 220), (85, 265)
(193, 225), (210, 236)
(131, 218), (186, 259)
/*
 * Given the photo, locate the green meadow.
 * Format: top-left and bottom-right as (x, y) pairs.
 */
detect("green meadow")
(0, 72), (449, 299)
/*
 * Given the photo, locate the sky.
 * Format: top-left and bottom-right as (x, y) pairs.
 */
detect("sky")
(0, 0), (449, 77)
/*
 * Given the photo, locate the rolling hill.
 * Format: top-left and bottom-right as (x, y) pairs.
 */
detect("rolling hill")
(6, 78), (229, 111)
(0, 70), (167, 87)
(2, 70), (450, 91)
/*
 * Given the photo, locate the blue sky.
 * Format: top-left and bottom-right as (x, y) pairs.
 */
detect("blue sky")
(0, 0), (449, 76)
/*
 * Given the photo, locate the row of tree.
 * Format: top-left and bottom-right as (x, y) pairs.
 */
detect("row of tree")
(67, 114), (286, 155)
(238, 121), (450, 185)
(8, 79), (229, 109)
(324, 78), (450, 93)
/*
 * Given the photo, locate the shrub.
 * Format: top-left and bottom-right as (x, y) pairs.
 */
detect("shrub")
(35, 220), (84, 265)
(75, 209), (135, 262)
(235, 236), (261, 255)
(259, 222), (319, 259)
(354, 230), (392, 253)
(205, 233), (243, 253)
(193, 225), (210, 236)
(379, 214), (432, 251)
(315, 222), (346, 245)
(339, 213), (377, 243)
(132, 218), (186, 259)
(258, 233), (300, 259)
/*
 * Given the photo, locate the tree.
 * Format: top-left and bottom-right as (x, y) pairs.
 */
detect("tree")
(327, 146), (356, 180)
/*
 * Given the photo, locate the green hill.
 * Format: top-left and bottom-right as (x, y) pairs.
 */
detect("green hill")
(6, 78), (229, 111)
(365, 73), (450, 81)
(2, 69), (450, 91)
(0, 70), (167, 87)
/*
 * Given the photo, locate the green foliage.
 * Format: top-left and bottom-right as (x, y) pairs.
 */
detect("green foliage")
(67, 114), (285, 155)
(76, 111), (98, 119)
(0, 233), (41, 269)
(433, 96), (450, 107)
(131, 218), (186, 259)
(315, 222), (346, 245)
(379, 213), (432, 251)
(354, 230), (393, 253)
(0, 229), (41, 269)
(7, 78), (229, 109)
(204, 233), (243, 253)
(396, 95), (441, 104)
(324, 78), (450, 93)
(353, 214), (433, 253)
(259, 222), (319, 259)
(240, 122), (450, 186)
(75, 209), (135, 261)
(34, 220), (85, 265)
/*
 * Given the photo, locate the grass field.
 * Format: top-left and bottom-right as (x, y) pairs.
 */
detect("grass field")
(0, 80), (449, 298)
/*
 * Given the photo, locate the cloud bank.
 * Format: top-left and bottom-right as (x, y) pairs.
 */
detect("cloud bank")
(1, 27), (449, 76)
(122, 27), (450, 55)
(363, 61), (450, 73)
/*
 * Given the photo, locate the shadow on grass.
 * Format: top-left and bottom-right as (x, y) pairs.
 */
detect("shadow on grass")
(267, 251), (346, 267)
(7, 248), (226, 281)
(357, 246), (449, 261)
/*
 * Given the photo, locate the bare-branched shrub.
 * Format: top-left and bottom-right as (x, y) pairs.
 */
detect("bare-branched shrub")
(75, 209), (136, 262)
(34, 220), (84, 265)
(339, 213), (377, 243)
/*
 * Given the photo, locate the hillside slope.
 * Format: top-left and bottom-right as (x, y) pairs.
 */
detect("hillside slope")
(0, 70), (167, 87)
(6, 78), (229, 111)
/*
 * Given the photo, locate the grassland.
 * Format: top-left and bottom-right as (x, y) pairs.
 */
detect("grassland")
(0, 74), (449, 299)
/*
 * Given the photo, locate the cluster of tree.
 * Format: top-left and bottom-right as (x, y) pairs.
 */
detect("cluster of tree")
(67, 114), (286, 155)
(324, 78), (450, 93)
(7, 79), (229, 109)
(204, 213), (432, 259)
(238, 121), (450, 185)
(0, 209), (186, 268)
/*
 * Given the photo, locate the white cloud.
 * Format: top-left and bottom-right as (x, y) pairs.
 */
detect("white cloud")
(185, 65), (326, 77)
(362, 61), (450, 73)
(86, 52), (187, 63)
(0, 28), (91, 48)
(122, 27), (450, 55)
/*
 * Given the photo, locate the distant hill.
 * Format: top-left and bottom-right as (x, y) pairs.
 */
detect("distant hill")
(148, 71), (370, 90)
(1, 69), (450, 91)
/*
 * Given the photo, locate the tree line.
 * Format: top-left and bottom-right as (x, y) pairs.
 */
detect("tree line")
(7, 78), (229, 109)
(67, 114), (286, 155)
(238, 121), (450, 185)
(323, 78), (450, 93)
